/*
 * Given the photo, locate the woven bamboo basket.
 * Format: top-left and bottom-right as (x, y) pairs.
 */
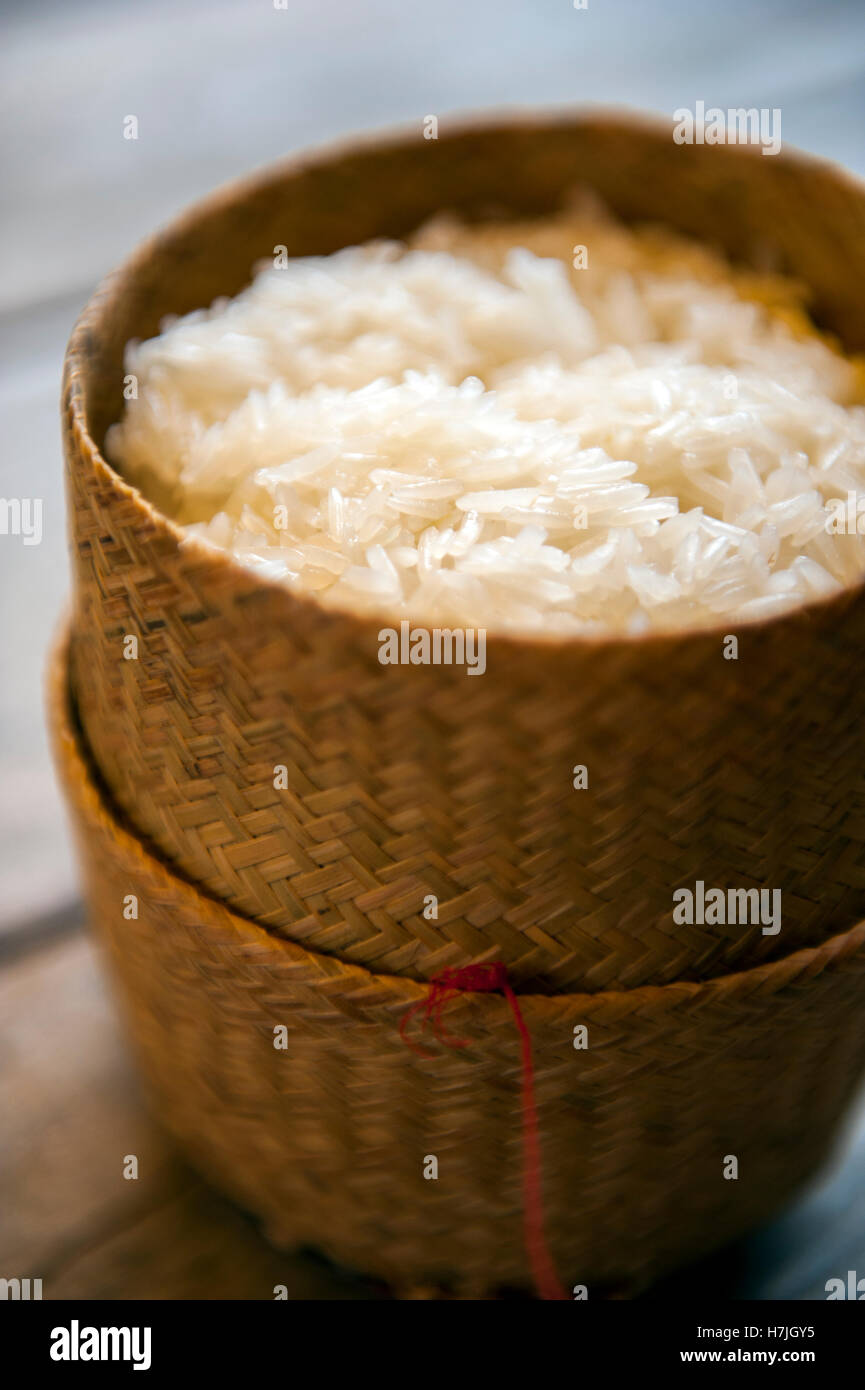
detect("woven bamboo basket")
(63, 110), (865, 993)
(51, 632), (865, 1296)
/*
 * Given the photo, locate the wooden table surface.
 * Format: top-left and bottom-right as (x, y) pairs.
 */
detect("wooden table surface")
(3, 0), (865, 1299)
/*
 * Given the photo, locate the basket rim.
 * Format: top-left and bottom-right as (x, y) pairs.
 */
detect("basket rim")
(48, 622), (865, 1015)
(61, 104), (865, 658)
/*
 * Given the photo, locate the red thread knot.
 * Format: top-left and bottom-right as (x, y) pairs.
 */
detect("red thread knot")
(430, 962), (509, 993)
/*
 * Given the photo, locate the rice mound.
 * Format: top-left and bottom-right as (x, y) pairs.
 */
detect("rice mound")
(107, 204), (865, 635)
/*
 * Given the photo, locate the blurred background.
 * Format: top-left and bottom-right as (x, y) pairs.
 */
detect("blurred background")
(2, 0), (865, 1298)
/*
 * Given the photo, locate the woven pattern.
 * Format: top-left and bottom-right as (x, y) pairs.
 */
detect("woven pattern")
(63, 113), (865, 991)
(50, 637), (865, 1294)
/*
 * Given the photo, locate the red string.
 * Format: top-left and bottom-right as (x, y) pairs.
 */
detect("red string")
(400, 962), (567, 1301)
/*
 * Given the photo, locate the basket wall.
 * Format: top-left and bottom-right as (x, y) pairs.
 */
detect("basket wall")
(51, 638), (865, 1295)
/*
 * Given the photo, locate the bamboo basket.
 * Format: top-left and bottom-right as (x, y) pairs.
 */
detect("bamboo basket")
(51, 632), (865, 1296)
(62, 110), (865, 992)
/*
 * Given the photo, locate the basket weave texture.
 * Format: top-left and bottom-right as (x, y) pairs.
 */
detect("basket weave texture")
(62, 113), (865, 992)
(51, 636), (865, 1295)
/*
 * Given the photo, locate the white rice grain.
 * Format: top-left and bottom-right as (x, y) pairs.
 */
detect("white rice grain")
(107, 206), (865, 634)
